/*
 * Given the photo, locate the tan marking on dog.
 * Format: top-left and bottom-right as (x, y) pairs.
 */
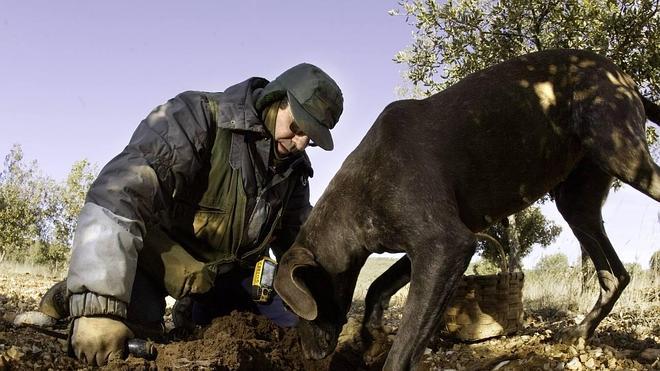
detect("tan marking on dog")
(578, 59), (597, 68)
(534, 82), (556, 113)
(606, 71), (637, 90)
(616, 86), (635, 100)
(574, 86), (599, 102)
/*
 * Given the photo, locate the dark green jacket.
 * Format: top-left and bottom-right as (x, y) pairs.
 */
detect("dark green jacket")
(67, 78), (313, 319)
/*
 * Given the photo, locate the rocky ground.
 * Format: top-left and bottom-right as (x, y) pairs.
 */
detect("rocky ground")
(0, 268), (658, 370)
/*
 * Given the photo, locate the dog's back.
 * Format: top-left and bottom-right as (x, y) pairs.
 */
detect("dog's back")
(343, 49), (655, 231)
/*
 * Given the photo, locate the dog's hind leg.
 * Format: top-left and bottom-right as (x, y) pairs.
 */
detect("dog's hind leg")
(552, 159), (629, 343)
(361, 256), (410, 348)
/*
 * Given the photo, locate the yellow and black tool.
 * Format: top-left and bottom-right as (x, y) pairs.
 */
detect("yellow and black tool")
(251, 256), (277, 304)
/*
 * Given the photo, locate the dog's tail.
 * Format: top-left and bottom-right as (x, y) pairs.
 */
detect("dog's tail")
(642, 96), (660, 125)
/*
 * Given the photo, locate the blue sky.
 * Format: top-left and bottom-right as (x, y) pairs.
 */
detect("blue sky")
(1, 1), (658, 268)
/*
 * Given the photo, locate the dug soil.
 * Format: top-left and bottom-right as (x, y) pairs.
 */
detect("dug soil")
(119, 310), (377, 370)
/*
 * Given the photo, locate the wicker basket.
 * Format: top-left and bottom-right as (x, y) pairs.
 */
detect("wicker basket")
(439, 271), (524, 341)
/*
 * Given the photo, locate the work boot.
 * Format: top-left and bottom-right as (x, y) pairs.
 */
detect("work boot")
(38, 279), (69, 319)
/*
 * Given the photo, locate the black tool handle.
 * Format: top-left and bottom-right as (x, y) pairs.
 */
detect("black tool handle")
(127, 338), (157, 360)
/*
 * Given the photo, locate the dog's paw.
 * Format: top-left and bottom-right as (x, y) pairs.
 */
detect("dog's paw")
(360, 324), (388, 346)
(363, 335), (391, 365)
(556, 326), (589, 347)
(358, 324), (391, 364)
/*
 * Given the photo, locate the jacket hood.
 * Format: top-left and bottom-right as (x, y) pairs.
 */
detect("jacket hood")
(217, 77), (270, 135)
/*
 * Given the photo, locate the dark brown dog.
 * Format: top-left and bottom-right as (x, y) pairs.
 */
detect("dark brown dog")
(274, 49), (660, 370)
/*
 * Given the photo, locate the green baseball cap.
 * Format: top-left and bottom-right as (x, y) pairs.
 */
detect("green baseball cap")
(257, 63), (343, 150)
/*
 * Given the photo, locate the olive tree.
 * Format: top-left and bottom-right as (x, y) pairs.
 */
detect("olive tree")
(0, 145), (96, 268)
(535, 252), (570, 273)
(38, 159), (96, 268)
(0, 144), (51, 262)
(478, 206), (562, 272)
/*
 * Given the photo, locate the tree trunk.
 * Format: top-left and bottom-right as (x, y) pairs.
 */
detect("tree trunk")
(506, 215), (521, 273)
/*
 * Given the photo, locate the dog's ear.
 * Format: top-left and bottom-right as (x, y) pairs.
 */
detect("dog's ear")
(274, 246), (319, 321)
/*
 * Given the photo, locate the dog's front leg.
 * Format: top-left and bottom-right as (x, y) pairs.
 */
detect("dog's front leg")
(383, 227), (475, 371)
(361, 255), (411, 363)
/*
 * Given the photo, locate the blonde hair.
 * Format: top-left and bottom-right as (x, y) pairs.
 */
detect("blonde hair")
(263, 97), (288, 136)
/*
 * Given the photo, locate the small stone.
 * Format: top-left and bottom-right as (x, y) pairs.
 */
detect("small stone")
(13, 311), (56, 327)
(580, 354), (590, 363)
(423, 348), (432, 355)
(584, 358), (595, 369)
(576, 337), (586, 350)
(607, 358), (617, 368)
(566, 357), (582, 370)
(6, 346), (23, 360)
(492, 360), (510, 370)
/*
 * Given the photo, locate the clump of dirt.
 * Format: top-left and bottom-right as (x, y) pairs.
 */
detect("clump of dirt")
(149, 311), (304, 370)
(119, 311), (379, 371)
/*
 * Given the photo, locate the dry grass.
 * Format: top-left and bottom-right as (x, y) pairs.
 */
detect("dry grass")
(354, 257), (660, 316)
(353, 256), (409, 307)
(0, 261), (67, 280)
(523, 268), (660, 314)
(6, 256), (656, 318)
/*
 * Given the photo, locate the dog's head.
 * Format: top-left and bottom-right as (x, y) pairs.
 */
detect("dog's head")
(274, 246), (348, 359)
